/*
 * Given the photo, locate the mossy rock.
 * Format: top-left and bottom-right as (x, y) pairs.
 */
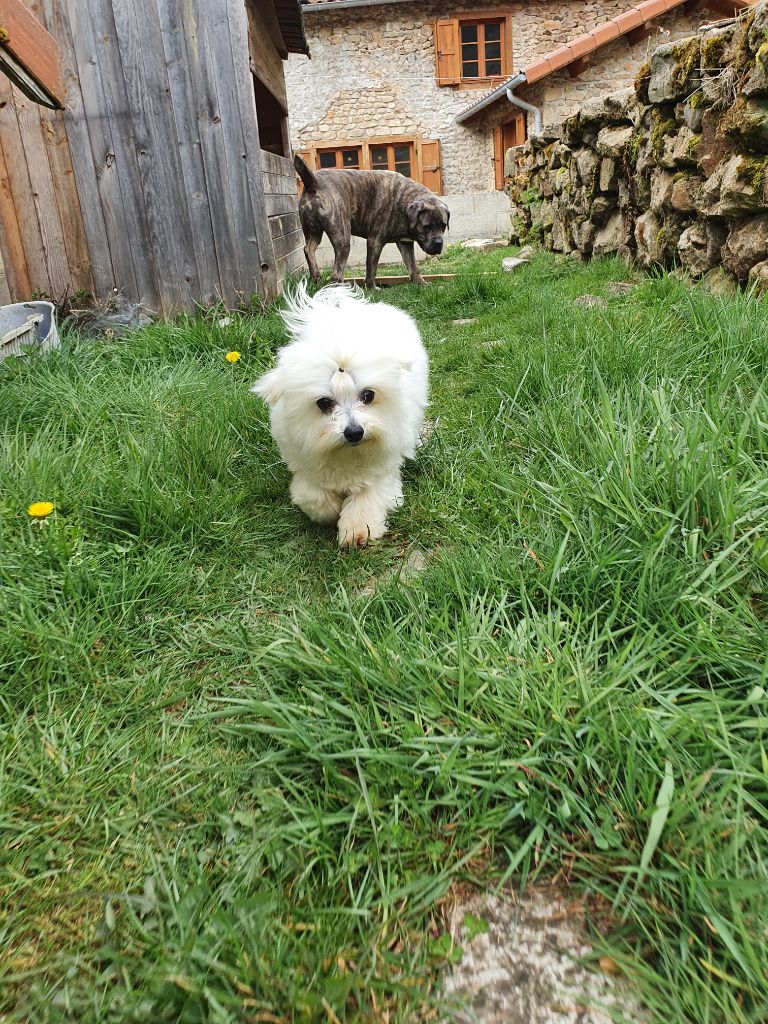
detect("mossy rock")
(701, 33), (729, 69)
(722, 98), (768, 154)
(635, 61), (651, 103)
(650, 112), (677, 159)
(671, 38), (701, 91)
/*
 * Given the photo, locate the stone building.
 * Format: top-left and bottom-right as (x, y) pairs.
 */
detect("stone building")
(287, 0), (753, 256)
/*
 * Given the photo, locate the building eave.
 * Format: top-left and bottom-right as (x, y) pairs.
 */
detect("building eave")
(455, 0), (754, 125)
(275, 0), (310, 54)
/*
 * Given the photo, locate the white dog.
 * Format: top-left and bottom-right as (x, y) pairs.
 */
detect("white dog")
(252, 282), (429, 548)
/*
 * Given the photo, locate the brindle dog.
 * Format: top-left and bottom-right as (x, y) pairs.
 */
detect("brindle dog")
(294, 154), (450, 288)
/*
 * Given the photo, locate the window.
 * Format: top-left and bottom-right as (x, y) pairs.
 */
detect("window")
(370, 142), (413, 178)
(435, 13), (512, 87)
(317, 147), (362, 169)
(252, 74), (289, 156)
(296, 138), (443, 194)
(460, 20), (503, 78)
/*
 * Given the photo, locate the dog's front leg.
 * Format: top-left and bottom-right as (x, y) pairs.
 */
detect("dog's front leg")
(396, 240), (426, 285)
(291, 475), (343, 525)
(365, 237), (385, 289)
(337, 477), (403, 548)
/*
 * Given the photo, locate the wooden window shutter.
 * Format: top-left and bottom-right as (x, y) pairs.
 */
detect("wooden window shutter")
(434, 19), (460, 86)
(420, 140), (443, 195)
(493, 126), (504, 191)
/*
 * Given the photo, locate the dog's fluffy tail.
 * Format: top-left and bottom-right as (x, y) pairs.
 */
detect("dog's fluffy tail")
(280, 279), (365, 337)
(294, 153), (318, 194)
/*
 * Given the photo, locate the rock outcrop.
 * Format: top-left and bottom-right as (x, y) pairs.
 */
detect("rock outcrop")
(506, 2), (768, 289)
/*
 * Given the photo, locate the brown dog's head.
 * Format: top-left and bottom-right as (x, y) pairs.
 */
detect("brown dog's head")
(406, 198), (450, 256)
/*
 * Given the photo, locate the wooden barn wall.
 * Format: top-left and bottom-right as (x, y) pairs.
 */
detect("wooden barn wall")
(245, 0), (289, 109)
(3, 0), (294, 315)
(261, 150), (303, 292)
(0, 0), (93, 304)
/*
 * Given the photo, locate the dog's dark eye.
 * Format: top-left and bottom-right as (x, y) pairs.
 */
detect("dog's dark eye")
(360, 389), (375, 405)
(316, 397), (335, 413)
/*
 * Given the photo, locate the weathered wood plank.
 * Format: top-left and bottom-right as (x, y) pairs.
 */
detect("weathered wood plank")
(264, 191), (300, 218)
(39, 111), (93, 295)
(261, 170), (299, 196)
(77, 0), (159, 308)
(13, 85), (73, 298)
(271, 227), (303, 261)
(190, 0), (249, 307)
(111, 0), (200, 313)
(40, 0), (112, 297)
(0, 73), (49, 294)
(348, 273), (461, 286)
(65, 0), (146, 303)
(245, 0), (288, 108)
(223, 0), (278, 298)
(0, 247), (11, 303)
(0, 129), (30, 297)
(155, 0), (220, 307)
(204, 0), (267, 300)
(268, 212), (301, 239)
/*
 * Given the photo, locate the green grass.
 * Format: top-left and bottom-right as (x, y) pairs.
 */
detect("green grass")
(1, 247), (767, 1023)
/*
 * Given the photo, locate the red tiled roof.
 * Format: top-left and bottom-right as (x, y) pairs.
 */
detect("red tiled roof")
(456, 0), (753, 123)
(524, 0), (750, 86)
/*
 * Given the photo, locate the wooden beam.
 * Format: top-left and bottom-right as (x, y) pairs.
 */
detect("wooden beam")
(0, 0), (64, 108)
(568, 57), (588, 79)
(627, 23), (653, 46)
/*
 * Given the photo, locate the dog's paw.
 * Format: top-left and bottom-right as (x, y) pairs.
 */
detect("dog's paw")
(338, 519), (385, 549)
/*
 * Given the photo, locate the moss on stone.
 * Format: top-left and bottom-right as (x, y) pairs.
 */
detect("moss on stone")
(701, 34), (728, 69)
(736, 8), (758, 69)
(741, 155), (768, 193)
(634, 60), (651, 101)
(671, 38), (700, 91)
(757, 41), (768, 73)
(688, 90), (705, 110)
(650, 114), (676, 159)
(628, 127), (645, 168)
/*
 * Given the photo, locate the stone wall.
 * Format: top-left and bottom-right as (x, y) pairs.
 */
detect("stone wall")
(287, 1), (709, 196)
(506, 4), (768, 291)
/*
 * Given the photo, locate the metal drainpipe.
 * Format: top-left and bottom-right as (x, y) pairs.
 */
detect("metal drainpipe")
(506, 77), (543, 136)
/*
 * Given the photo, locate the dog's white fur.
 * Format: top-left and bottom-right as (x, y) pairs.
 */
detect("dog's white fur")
(252, 282), (428, 548)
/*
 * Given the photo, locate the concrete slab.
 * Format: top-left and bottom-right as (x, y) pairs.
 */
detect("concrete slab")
(443, 889), (646, 1024)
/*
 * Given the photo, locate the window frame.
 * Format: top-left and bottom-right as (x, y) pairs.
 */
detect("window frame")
(250, 65), (291, 157)
(302, 136), (424, 183)
(435, 11), (513, 89)
(316, 146), (363, 170)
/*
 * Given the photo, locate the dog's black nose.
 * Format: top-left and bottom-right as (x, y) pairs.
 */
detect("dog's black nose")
(344, 424), (364, 444)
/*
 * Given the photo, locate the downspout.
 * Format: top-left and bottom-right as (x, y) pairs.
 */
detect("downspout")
(505, 73), (542, 136)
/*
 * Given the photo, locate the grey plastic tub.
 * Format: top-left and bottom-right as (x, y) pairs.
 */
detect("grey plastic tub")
(0, 301), (60, 359)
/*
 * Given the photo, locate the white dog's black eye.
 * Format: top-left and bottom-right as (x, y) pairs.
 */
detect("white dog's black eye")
(316, 397), (335, 413)
(360, 389), (375, 405)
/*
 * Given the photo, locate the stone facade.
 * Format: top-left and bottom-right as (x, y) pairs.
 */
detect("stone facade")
(287, 1), (713, 198)
(506, 3), (768, 290)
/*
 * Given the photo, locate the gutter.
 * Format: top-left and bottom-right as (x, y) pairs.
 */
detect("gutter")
(455, 71), (543, 136)
(302, 0), (415, 11)
(506, 81), (542, 136)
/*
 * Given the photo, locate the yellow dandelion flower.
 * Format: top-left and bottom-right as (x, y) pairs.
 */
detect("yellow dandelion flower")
(225, 351), (241, 363)
(27, 501), (55, 518)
